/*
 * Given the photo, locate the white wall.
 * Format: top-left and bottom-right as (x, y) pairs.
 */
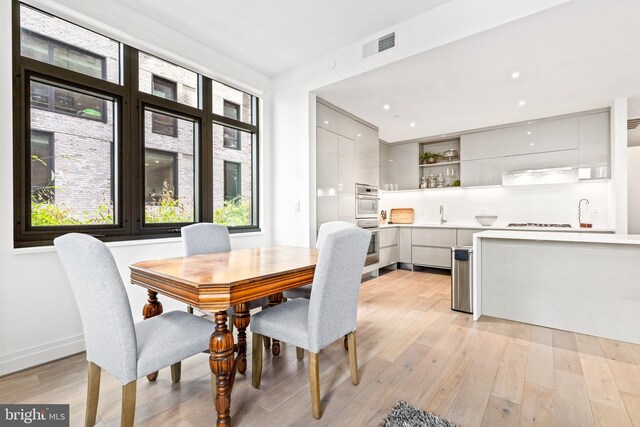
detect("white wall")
(628, 147), (640, 234)
(0, 0), (273, 375)
(270, 0), (572, 247)
(380, 181), (611, 228)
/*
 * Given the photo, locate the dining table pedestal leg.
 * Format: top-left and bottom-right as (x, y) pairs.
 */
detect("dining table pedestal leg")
(268, 293), (283, 356)
(142, 290), (163, 381)
(233, 303), (250, 374)
(210, 310), (235, 427)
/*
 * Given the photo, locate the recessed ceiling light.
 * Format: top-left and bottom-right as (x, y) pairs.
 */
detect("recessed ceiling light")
(518, 100), (526, 107)
(441, 134), (447, 138)
(357, 134), (362, 137)
(530, 143), (535, 146)
(383, 104), (390, 110)
(324, 120), (329, 124)
(409, 122), (416, 127)
(527, 121), (533, 124)
(145, 163), (149, 166)
(155, 160), (160, 163)
(527, 131), (532, 135)
(511, 71), (521, 79)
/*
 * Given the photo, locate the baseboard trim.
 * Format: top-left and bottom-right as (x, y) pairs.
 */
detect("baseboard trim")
(0, 334), (85, 377)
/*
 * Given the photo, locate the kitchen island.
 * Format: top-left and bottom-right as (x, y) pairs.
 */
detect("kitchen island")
(473, 230), (640, 344)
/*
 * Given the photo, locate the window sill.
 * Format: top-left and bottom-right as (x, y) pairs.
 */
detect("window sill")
(13, 229), (266, 255)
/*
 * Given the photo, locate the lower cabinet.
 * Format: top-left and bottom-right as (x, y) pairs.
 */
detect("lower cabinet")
(379, 246), (398, 267)
(398, 228), (412, 263)
(412, 246), (451, 268)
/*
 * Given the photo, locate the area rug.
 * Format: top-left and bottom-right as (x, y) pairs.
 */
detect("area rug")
(380, 401), (458, 427)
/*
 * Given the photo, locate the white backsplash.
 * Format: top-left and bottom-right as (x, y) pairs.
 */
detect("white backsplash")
(380, 181), (611, 228)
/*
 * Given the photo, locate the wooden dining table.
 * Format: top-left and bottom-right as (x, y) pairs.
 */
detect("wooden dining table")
(130, 246), (318, 426)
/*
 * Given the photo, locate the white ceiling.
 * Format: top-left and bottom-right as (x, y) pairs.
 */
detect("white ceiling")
(110, 0), (452, 77)
(316, 0), (640, 143)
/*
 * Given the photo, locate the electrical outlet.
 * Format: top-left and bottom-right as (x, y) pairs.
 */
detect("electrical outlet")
(293, 201), (300, 212)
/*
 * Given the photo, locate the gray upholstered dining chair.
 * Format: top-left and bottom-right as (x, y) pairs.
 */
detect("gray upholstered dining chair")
(54, 233), (215, 427)
(283, 220), (355, 300)
(181, 223), (269, 333)
(250, 227), (371, 419)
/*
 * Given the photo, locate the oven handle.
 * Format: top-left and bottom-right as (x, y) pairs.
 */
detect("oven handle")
(356, 195), (380, 200)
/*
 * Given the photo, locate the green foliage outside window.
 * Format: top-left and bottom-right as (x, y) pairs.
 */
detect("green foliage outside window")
(213, 196), (251, 227)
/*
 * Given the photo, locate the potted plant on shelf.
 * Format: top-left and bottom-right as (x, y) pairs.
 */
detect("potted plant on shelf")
(420, 151), (441, 164)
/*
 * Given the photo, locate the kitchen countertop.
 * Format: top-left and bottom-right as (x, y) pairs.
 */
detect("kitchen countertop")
(378, 223), (615, 233)
(474, 230), (640, 245)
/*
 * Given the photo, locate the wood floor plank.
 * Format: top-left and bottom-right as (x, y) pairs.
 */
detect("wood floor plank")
(480, 395), (521, 427)
(519, 382), (556, 427)
(491, 340), (529, 404)
(555, 369), (595, 427)
(525, 327), (555, 390)
(553, 330), (583, 376)
(620, 392), (640, 426)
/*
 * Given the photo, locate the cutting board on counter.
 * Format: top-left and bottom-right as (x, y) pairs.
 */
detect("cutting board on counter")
(389, 208), (414, 224)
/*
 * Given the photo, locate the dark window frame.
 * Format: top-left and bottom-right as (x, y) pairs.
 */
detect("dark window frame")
(223, 160), (241, 201)
(30, 129), (55, 202)
(151, 75), (178, 137)
(22, 28), (108, 123)
(12, 1), (260, 247)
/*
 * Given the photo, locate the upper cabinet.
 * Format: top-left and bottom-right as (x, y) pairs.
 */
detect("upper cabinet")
(355, 123), (379, 158)
(502, 117), (579, 156)
(578, 112), (610, 180)
(316, 102), (341, 135)
(460, 129), (503, 161)
(389, 143), (419, 190)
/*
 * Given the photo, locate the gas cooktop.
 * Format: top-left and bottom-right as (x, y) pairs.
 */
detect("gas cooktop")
(507, 223), (572, 228)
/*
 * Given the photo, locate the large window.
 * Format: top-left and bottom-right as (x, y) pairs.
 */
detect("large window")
(13, 2), (260, 247)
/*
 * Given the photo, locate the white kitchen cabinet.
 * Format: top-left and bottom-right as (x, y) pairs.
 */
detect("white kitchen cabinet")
(379, 227), (398, 247)
(460, 129), (503, 161)
(456, 228), (478, 246)
(398, 228), (412, 263)
(337, 111), (359, 140)
(412, 246), (451, 268)
(355, 124), (379, 158)
(316, 102), (340, 134)
(355, 152), (379, 186)
(502, 149), (579, 186)
(461, 157), (502, 187)
(412, 228), (456, 247)
(502, 116), (579, 157)
(579, 112), (610, 180)
(379, 246), (398, 267)
(337, 136), (356, 194)
(389, 142), (419, 190)
(316, 127), (338, 225)
(379, 142), (390, 186)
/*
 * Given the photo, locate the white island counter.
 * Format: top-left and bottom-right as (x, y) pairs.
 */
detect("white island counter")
(473, 230), (640, 344)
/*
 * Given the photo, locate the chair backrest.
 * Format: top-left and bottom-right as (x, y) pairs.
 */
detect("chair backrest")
(54, 233), (137, 384)
(316, 221), (355, 250)
(181, 223), (231, 256)
(307, 227), (371, 352)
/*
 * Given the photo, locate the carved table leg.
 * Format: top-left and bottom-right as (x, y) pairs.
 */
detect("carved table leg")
(268, 293), (284, 356)
(233, 303), (250, 374)
(142, 290), (163, 381)
(210, 311), (235, 427)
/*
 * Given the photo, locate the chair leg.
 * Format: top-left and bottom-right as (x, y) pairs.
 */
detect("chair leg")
(171, 361), (181, 383)
(85, 362), (101, 427)
(252, 333), (263, 388)
(309, 352), (321, 419)
(264, 336), (271, 349)
(347, 331), (359, 386)
(229, 315), (234, 334)
(296, 347), (305, 361)
(121, 380), (137, 427)
(187, 305), (194, 314)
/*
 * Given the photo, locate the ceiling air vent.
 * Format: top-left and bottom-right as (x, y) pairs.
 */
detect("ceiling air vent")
(363, 32), (396, 58)
(628, 118), (640, 130)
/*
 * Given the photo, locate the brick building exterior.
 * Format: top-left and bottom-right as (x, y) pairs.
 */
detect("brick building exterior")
(22, 6), (253, 225)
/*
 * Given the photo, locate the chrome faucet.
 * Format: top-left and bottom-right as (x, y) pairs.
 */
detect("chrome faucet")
(440, 205), (447, 224)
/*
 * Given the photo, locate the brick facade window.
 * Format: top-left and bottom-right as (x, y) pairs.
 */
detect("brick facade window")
(13, 2), (260, 247)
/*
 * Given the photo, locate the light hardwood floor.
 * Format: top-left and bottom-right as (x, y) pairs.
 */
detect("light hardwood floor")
(2, 269), (640, 426)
